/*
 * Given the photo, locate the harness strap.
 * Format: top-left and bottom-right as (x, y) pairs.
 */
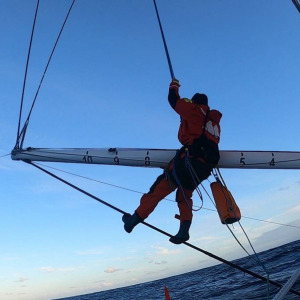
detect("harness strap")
(184, 149), (204, 211)
(170, 149), (203, 212)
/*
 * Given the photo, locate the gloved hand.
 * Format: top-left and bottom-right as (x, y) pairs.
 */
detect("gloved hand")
(169, 78), (180, 88)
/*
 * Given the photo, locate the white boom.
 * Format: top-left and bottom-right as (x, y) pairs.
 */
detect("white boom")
(11, 147), (300, 169)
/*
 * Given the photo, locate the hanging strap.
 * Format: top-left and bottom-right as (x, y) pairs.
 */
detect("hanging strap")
(183, 148), (204, 210)
(153, 0), (175, 79)
(171, 149), (203, 212)
(201, 108), (210, 135)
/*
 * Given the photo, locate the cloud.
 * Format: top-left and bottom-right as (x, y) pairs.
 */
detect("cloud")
(15, 277), (28, 283)
(40, 267), (55, 273)
(104, 267), (122, 273)
(0, 255), (20, 262)
(100, 282), (114, 287)
(191, 235), (219, 243)
(286, 204), (300, 216)
(76, 248), (105, 256)
(151, 245), (181, 255)
(39, 266), (76, 273)
(154, 260), (167, 265)
(278, 186), (289, 191)
(252, 219), (300, 251)
(94, 281), (114, 288)
(147, 258), (168, 265)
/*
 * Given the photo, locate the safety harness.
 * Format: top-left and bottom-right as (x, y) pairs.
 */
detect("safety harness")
(169, 108), (219, 212)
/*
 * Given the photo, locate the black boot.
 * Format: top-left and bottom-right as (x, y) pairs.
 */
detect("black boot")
(122, 211), (143, 233)
(169, 220), (191, 244)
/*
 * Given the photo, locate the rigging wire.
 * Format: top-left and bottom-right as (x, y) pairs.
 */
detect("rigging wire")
(171, 151), (271, 295)
(191, 164), (271, 291)
(16, 0), (40, 149)
(13, 1), (300, 296)
(33, 162), (300, 230)
(153, 0), (175, 79)
(186, 162), (272, 296)
(25, 160), (300, 297)
(216, 168), (271, 283)
(151, 2), (298, 280)
(16, 0), (76, 149)
(292, 0), (300, 13)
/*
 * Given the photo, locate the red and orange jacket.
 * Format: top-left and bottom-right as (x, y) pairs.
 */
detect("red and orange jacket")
(168, 82), (222, 146)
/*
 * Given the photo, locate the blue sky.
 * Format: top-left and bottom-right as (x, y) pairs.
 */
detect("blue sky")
(1, 1), (300, 299)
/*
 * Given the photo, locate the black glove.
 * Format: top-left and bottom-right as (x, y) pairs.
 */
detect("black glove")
(169, 78), (180, 88)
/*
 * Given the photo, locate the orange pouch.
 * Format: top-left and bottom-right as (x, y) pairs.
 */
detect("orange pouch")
(210, 181), (241, 224)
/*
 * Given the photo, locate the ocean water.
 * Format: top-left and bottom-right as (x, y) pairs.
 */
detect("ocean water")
(58, 240), (300, 300)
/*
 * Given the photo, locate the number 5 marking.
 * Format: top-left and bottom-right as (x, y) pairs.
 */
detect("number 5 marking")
(240, 152), (245, 165)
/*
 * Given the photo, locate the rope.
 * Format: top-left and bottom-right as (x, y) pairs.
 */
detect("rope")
(153, 0), (175, 79)
(186, 162), (271, 295)
(292, 0), (300, 13)
(16, 0), (40, 149)
(23, 160), (300, 297)
(16, 0), (76, 149)
(33, 162), (300, 229)
(170, 153), (202, 212)
(190, 165), (256, 257)
(213, 168), (271, 296)
(201, 178), (256, 258)
(184, 152), (204, 210)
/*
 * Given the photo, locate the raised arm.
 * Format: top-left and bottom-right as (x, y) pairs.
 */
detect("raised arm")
(168, 78), (181, 109)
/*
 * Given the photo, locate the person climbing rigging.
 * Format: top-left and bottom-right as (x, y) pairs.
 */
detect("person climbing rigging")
(122, 78), (222, 244)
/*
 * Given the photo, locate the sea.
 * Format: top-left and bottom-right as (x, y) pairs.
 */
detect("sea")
(57, 239), (300, 300)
